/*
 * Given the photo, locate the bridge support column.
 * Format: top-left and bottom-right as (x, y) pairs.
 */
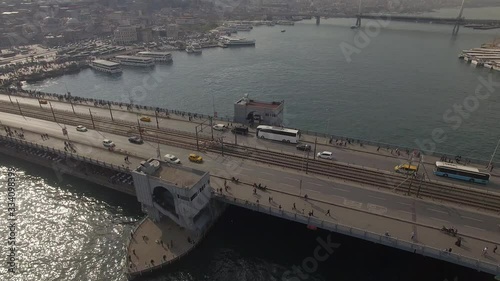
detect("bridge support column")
(315, 16), (320, 25)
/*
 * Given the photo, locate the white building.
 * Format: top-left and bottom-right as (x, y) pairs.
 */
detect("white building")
(131, 158), (222, 234)
(113, 26), (137, 44)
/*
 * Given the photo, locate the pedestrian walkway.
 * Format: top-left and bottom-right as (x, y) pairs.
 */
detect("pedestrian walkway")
(210, 177), (500, 275)
(127, 217), (198, 277)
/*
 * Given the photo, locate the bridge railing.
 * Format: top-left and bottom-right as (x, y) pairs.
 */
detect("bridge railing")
(0, 135), (130, 173)
(215, 194), (500, 276)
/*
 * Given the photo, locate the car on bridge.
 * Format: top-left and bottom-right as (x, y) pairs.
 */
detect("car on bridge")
(102, 139), (115, 148)
(188, 153), (203, 163)
(164, 154), (181, 164)
(76, 125), (87, 132)
(213, 124), (227, 131)
(128, 136), (143, 144)
(140, 116), (151, 122)
(39, 99), (48, 104)
(317, 151), (333, 159)
(296, 143), (311, 151)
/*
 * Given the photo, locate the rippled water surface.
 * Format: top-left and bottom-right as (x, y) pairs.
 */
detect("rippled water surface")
(24, 16), (500, 161)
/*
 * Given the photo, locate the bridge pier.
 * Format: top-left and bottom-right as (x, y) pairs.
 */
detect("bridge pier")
(315, 15), (320, 25)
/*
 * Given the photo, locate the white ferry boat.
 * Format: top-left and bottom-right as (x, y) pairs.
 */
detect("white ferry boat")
(277, 20), (294, 26)
(186, 43), (202, 54)
(114, 55), (154, 67)
(136, 51), (173, 63)
(90, 59), (122, 74)
(221, 36), (256, 47)
(235, 24), (253, 31)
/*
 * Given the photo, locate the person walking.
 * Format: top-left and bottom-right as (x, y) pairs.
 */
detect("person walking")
(482, 247), (488, 256)
(326, 209), (330, 216)
(411, 231), (415, 241)
(493, 245), (497, 254)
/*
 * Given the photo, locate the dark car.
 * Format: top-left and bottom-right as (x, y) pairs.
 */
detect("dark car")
(128, 136), (144, 144)
(296, 143), (311, 151)
(231, 126), (249, 135)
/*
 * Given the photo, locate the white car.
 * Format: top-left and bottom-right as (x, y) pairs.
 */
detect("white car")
(102, 139), (115, 147)
(213, 124), (227, 131)
(317, 151), (333, 159)
(164, 154), (181, 164)
(76, 125), (87, 132)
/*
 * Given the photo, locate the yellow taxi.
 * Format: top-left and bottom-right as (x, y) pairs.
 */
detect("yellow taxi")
(394, 164), (418, 175)
(188, 153), (203, 163)
(140, 116), (151, 122)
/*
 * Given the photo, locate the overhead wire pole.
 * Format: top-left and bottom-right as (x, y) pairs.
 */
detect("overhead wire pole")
(487, 138), (500, 169)
(88, 108), (96, 129)
(137, 118), (143, 139)
(195, 126), (199, 151)
(108, 103), (114, 121)
(7, 92), (13, 104)
(49, 101), (56, 122)
(155, 110), (159, 129)
(313, 137), (317, 159)
(16, 99), (23, 117)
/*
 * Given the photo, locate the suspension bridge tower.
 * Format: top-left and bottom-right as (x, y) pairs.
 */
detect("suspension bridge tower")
(452, 0), (466, 35)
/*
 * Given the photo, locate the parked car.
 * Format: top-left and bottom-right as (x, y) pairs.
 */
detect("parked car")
(296, 143), (311, 151)
(188, 153), (203, 163)
(39, 99), (48, 104)
(76, 125), (88, 132)
(164, 154), (181, 164)
(317, 151), (333, 159)
(213, 124), (227, 131)
(102, 139), (115, 147)
(140, 116), (151, 122)
(128, 136), (143, 144)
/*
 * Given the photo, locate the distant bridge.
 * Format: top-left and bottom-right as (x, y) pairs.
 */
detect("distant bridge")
(229, 12), (500, 26)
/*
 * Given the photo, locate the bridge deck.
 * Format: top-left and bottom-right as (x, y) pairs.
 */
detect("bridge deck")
(1, 116), (499, 275)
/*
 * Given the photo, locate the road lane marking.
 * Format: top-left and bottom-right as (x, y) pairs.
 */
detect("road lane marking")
(462, 216), (483, 222)
(307, 182), (323, 187)
(463, 225), (484, 231)
(331, 187), (349, 192)
(367, 195), (387, 201)
(397, 202), (412, 206)
(398, 210), (413, 215)
(428, 208), (448, 214)
(343, 199), (363, 209)
(367, 204), (387, 214)
(430, 217), (449, 223)
(241, 167), (253, 171)
(284, 177), (299, 181)
(260, 171), (275, 176)
(281, 183), (294, 188)
(304, 189), (320, 193)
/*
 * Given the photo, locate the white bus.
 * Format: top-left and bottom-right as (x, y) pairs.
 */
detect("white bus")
(256, 125), (299, 143)
(434, 161), (490, 184)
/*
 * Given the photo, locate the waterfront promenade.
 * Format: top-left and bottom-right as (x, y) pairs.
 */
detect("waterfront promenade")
(0, 113), (499, 276)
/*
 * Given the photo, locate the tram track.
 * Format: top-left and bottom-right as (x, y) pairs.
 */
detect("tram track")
(1, 101), (500, 212)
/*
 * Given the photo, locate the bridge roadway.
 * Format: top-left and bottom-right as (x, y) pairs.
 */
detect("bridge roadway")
(227, 12), (500, 25)
(1, 111), (500, 275)
(2, 93), (500, 190)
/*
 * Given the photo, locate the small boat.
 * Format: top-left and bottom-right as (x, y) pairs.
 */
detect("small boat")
(281, 29), (286, 32)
